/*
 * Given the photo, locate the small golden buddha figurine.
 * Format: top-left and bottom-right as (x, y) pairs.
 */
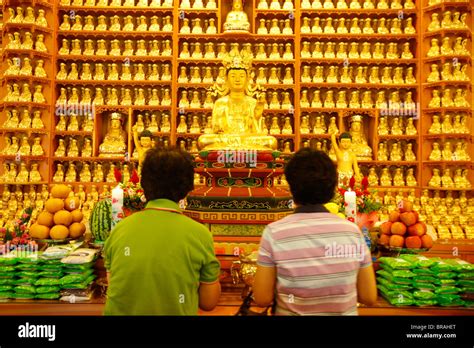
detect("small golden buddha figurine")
(403, 117), (417, 136)
(176, 115), (188, 134)
(454, 88), (469, 107)
(393, 168), (405, 186)
(377, 141), (388, 161)
(441, 141), (453, 161)
(427, 38), (440, 57)
(428, 13), (441, 32)
(428, 89), (441, 108)
(28, 163), (41, 183)
(93, 163), (105, 183)
(312, 116), (326, 134)
(349, 90), (361, 109)
(65, 163), (77, 183)
(441, 114), (453, 133)
(15, 163), (29, 183)
(323, 90), (336, 108)
(300, 90), (310, 108)
(428, 168), (441, 187)
(336, 90), (347, 108)
(79, 163), (91, 183)
(269, 117), (280, 135)
(106, 164), (117, 183)
(223, 0), (250, 32)
(405, 168), (417, 187)
(368, 167), (379, 186)
(67, 138), (80, 157)
(19, 83), (32, 102)
(454, 141), (470, 161)
(53, 163), (65, 183)
(380, 167), (392, 186)
(31, 137), (44, 156)
(429, 142), (441, 161)
(55, 138), (66, 157)
(311, 90), (322, 108)
(389, 142), (402, 161)
(33, 85), (46, 103)
(390, 117), (403, 135)
(81, 138), (92, 158)
(461, 169), (471, 189)
(404, 142), (416, 161)
(441, 168), (454, 188)
(428, 114), (441, 134)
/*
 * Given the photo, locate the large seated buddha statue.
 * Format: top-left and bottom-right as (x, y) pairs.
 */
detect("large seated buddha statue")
(198, 50), (277, 151)
(348, 114), (373, 160)
(223, 0), (250, 33)
(99, 112), (127, 158)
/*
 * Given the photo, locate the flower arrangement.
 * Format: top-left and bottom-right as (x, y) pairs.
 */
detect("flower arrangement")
(113, 168), (146, 213)
(332, 176), (383, 217)
(0, 207), (37, 250)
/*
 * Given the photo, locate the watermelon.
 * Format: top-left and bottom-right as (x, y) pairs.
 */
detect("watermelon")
(89, 199), (112, 242)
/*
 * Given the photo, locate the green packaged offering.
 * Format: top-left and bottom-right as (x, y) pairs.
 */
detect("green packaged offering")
(415, 299), (437, 307)
(379, 268), (415, 278)
(17, 271), (40, 278)
(12, 278), (37, 286)
(377, 285), (413, 299)
(36, 286), (61, 294)
(35, 278), (61, 286)
(63, 262), (95, 271)
(15, 264), (39, 271)
(379, 257), (414, 269)
(0, 278), (14, 286)
(413, 275), (437, 283)
(38, 271), (64, 278)
(63, 269), (95, 278)
(60, 274), (88, 285)
(430, 259), (454, 272)
(36, 293), (60, 300)
(376, 270), (413, 285)
(0, 272), (15, 278)
(377, 277), (412, 290)
(0, 285), (13, 292)
(435, 286), (460, 295)
(434, 279), (457, 286)
(457, 272), (474, 279)
(437, 272), (458, 279)
(399, 255), (437, 268)
(11, 293), (36, 299)
(412, 268), (435, 276)
(14, 285), (36, 294)
(382, 294), (414, 306)
(412, 281), (436, 291)
(443, 259), (474, 272)
(0, 292), (13, 299)
(0, 266), (16, 272)
(0, 258), (18, 266)
(39, 264), (64, 271)
(413, 290), (436, 300)
(457, 280), (474, 288)
(437, 298), (465, 307)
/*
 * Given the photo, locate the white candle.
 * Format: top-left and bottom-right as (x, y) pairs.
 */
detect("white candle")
(344, 190), (357, 222)
(111, 185), (124, 230)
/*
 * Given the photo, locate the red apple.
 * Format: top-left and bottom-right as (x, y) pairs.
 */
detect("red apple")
(405, 236), (422, 249)
(421, 235), (434, 249)
(399, 199), (413, 213)
(389, 211), (400, 223)
(380, 221), (392, 235)
(389, 235), (405, 248)
(400, 212), (417, 226)
(391, 222), (407, 235)
(408, 222), (426, 237)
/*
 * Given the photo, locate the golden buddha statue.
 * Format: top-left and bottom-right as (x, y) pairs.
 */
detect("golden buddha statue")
(380, 167), (392, 186)
(81, 138), (92, 158)
(347, 115), (372, 160)
(331, 131), (361, 184)
(377, 141), (388, 161)
(224, 0), (250, 33)
(79, 163), (91, 183)
(67, 138), (80, 157)
(406, 168), (417, 187)
(428, 168), (441, 187)
(53, 163), (65, 183)
(429, 142), (441, 161)
(312, 116), (326, 134)
(99, 113), (127, 158)
(367, 167), (378, 186)
(404, 142), (416, 161)
(29, 163), (41, 182)
(441, 168), (454, 188)
(441, 141), (453, 161)
(198, 50), (277, 150)
(393, 167), (405, 186)
(389, 142), (402, 161)
(32, 137), (44, 156)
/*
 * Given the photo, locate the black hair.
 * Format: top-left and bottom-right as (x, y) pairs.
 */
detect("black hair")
(141, 147), (194, 202)
(139, 130), (153, 139)
(339, 132), (352, 141)
(284, 148), (337, 205)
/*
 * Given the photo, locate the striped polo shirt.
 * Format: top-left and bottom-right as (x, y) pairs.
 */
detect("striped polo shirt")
(257, 204), (372, 316)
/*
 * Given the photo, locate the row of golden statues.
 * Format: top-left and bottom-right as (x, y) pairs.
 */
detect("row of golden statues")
(301, 17), (416, 35)
(3, 84), (46, 103)
(55, 137), (93, 158)
(256, 19), (294, 35)
(180, 17), (218, 35)
(377, 116), (417, 135)
(179, 42), (294, 60)
(52, 161), (135, 183)
(59, 14), (173, 32)
(426, 62), (470, 82)
(58, 38), (173, 57)
(2, 136), (45, 157)
(0, 185), (49, 226)
(257, 0), (294, 9)
(4, 58), (47, 78)
(56, 86), (173, 106)
(59, 0), (174, 6)
(5, 32), (48, 52)
(428, 88), (470, 108)
(428, 168), (471, 189)
(0, 162), (43, 183)
(428, 113), (470, 134)
(427, 37), (471, 57)
(56, 62), (172, 82)
(301, 0), (414, 9)
(55, 114), (94, 132)
(428, 0), (470, 6)
(367, 166), (418, 186)
(301, 65), (416, 84)
(5, 7), (49, 27)
(427, 11), (470, 32)
(376, 141), (416, 161)
(429, 141), (471, 162)
(300, 89), (416, 109)
(3, 110), (45, 129)
(301, 41), (413, 59)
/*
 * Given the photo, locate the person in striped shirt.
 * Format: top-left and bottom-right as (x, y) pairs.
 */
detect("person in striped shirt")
(253, 149), (377, 315)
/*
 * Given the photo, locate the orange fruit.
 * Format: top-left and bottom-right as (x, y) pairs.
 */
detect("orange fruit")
(30, 223), (50, 239)
(69, 222), (86, 239)
(71, 210), (83, 223)
(64, 197), (80, 212)
(51, 184), (72, 199)
(45, 198), (65, 214)
(50, 225), (69, 240)
(53, 210), (73, 227)
(37, 211), (54, 227)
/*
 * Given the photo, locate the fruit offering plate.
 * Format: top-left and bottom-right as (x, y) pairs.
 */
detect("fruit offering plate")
(377, 244), (430, 257)
(32, 238), (74, 245)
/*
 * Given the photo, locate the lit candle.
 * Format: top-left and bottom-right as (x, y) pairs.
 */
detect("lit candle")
(344, 190), (357, 222)
(111, 184), (124, 229)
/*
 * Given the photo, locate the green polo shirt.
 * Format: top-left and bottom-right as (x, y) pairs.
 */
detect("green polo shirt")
(103, 199), (220, 315)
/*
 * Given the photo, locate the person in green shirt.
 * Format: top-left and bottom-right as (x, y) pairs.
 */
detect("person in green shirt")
(104, 148), (221, 315)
